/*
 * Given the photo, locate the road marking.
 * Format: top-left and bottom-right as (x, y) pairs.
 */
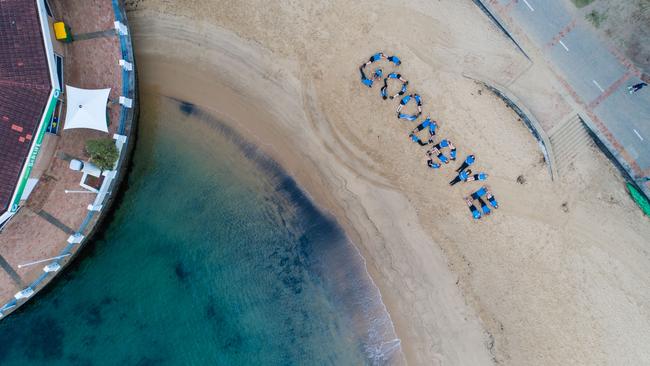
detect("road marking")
(543, 20), (576, 51)
(592, 80), (605, 92)
(558, 40), (569, 51)
(633, 129), (644, 141)
(522, 0), (535, 11)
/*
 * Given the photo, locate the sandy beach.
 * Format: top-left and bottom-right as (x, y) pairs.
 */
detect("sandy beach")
(126, 0), (650, 364)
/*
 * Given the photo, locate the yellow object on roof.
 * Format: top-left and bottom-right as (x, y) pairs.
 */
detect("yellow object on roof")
(53, 21), (70, 42)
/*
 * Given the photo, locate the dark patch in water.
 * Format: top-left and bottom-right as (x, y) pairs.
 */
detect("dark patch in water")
(135, 356), (166, 366)
(83, 303), (103, 326)
(281, 274), (303, 294)
(222, 333), (244, 353)
(179, 101), (195, 115)
(22, 315), (64, 361)
(166, 98), (347, 257)
(205, 302), (217, 320)
(100, 296), (117, 306)
(174, 261), (191, 282)
(204, 296), (223, 322)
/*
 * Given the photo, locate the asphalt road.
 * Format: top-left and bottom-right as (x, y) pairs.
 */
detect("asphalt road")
(489, 0), (650, 177)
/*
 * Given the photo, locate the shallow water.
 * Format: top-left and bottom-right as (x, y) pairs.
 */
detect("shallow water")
(0, 92), (400, 365)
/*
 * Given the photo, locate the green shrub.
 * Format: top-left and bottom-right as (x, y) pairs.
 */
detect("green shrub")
(586, 9), (607, 28)
(86, 138), (119, 171)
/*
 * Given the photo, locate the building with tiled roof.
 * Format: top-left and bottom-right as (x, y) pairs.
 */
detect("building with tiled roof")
(0, 0), (60, 225)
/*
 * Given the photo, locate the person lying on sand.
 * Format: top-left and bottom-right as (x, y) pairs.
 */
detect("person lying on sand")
(359, 66), (373, 87)
(410, 117), (437, 138)
(471, 186), (487, 200)
(359, 66), (384, 87)
(457, 155), (475, 172)
(476, 196), (491, 215)
(409, 117), (436, 146)
(465, 172), (488, 182)
(428, 139), (454, 162)
(381, 73), (408, 100)
(465, 197), (482, 220)
(449, 169), (472, 186)
(359, 52), (387, 87)
(447, 140), (457, 160)
(426, 148), (443, 169)
(366, 52), (386, 65)
(485, 187), (499, 209)
(426, 145), (450, 166)
(387, 54), (401, 66)
(397, 94), (422, 121)
(410, 133), (432, 146)
(427, 158), (440, 169)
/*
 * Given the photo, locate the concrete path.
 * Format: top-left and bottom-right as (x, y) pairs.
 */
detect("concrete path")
(482, 0), (650, 185)
(73, 28), (116, 41)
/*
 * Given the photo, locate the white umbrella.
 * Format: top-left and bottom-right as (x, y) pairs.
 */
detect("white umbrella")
(63, 85), (111, 132)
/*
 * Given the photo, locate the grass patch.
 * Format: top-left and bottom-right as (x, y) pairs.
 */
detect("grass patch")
(585, 9), (608, 28)
(571, 0), (596, 8)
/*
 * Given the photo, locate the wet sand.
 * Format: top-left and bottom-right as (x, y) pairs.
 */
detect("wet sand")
(127, 1), (650, 365)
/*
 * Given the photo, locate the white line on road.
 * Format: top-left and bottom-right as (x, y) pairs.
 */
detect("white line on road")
(633, 129), (644, 141)
(592, 79), (605, 92)
(522, 0), (535, 11)
(558, 40), (569, 51)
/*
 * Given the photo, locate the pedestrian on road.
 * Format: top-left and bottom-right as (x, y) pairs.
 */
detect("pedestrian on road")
(628, 82), (647, 94)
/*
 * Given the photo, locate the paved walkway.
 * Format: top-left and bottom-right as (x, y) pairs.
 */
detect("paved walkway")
(73, 29), (116, 41)
(0, 0), (132, 317)
(477, 0), (650, 192)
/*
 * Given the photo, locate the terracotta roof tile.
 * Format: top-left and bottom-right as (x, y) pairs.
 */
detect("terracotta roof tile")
(0, 0), (51, 212)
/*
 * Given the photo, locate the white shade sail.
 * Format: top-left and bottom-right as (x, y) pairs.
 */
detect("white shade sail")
(63, 85), (111, 133)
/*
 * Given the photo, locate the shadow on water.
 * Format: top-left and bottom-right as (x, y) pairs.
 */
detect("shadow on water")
(0, 93), (401, 365)
(178, 101), (195, 116)
(168, 96), (402, 364)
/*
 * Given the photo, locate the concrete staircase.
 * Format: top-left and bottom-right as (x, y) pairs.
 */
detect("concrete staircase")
(548, 115), (593, 174)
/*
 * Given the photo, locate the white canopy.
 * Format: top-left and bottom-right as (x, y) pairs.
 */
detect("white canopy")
(63, 85), (111, 133)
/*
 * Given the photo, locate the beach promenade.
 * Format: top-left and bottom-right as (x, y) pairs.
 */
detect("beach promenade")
(474, 0), (649, 194)
(0, 0), (136, 319)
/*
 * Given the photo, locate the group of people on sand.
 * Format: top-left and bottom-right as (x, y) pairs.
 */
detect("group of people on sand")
(359, 52), (499, 220)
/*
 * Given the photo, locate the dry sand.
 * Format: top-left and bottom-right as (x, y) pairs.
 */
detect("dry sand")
(126, 0), (650, 364)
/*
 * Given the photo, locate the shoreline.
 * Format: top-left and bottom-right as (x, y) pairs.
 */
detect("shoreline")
(130, 22), (496, 364)
(128, 2), (650, 365)
(166, 98), (404, 363)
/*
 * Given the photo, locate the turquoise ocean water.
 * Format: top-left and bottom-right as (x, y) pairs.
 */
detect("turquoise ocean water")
(0, 93), (400, 365)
